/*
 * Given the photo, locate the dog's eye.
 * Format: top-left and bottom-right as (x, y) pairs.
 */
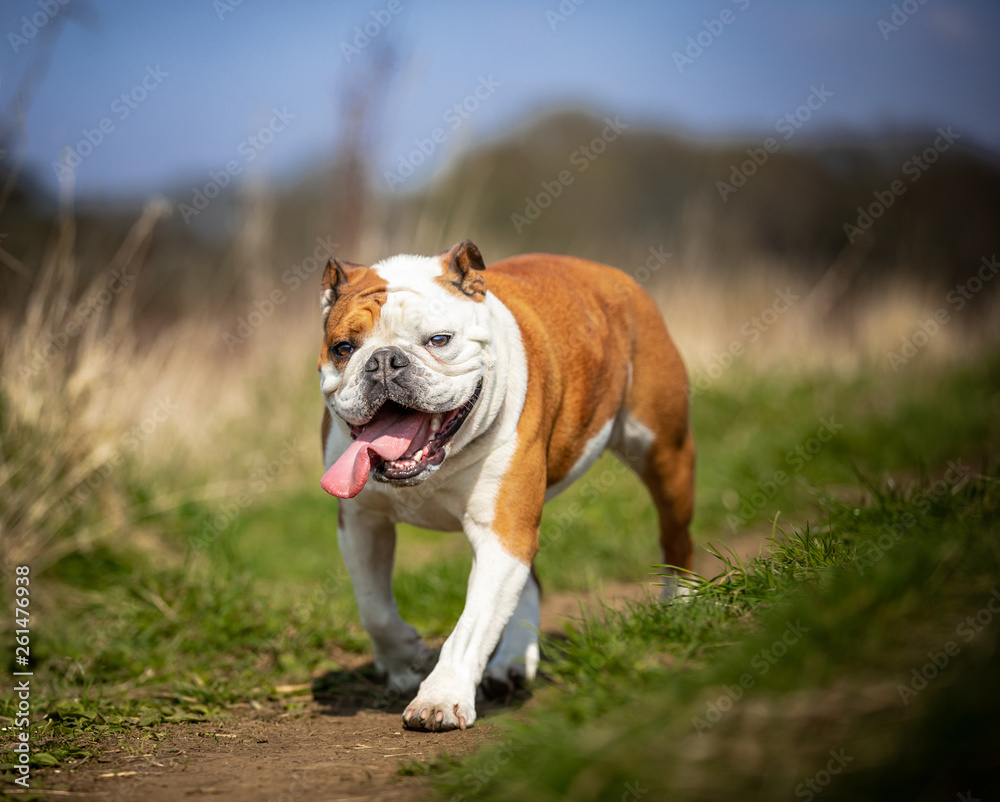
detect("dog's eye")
(427, 334), (452, 348)
(332, 341), (355, 358)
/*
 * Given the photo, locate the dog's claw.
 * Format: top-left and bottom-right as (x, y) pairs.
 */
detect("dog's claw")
(402, 694), (476, 732)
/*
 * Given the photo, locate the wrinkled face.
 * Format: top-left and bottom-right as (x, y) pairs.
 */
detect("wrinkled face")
(317, 242), (492, 492)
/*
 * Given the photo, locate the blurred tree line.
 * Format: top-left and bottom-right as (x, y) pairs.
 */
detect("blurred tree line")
(2, 109), (998, 333)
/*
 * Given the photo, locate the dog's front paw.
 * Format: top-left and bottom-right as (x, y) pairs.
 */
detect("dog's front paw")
(402, 669), (477, 731)
(402, 698), (476, 732)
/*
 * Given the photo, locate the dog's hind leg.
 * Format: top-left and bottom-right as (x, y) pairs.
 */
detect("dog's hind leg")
(612, 408), (695, 599)
(482, 566), (541, 695)
(643, 426), (696, 600)
(612, 296), (695, 600)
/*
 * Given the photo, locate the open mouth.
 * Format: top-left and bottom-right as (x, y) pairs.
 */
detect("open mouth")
(320, 382), (482, 498)
(360, 383), (482, 482)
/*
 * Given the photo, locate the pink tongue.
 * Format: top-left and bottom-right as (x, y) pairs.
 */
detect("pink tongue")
(320, 407), (427, 499)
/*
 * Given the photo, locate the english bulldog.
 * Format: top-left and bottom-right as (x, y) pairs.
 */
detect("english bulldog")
(317, 240), (694, 732)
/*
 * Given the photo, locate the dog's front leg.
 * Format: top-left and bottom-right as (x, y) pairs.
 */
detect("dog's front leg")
(402, 528), (530, 731)
(338, 504), (432, 692)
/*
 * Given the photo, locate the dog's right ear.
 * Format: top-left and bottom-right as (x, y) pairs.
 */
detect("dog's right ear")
(321, 258), (366, 321)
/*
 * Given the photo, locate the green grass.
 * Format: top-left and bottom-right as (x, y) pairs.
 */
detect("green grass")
(3, 352), (998, 782)
(688, 352), (1000, 536)
(535, 352), (999, 591)
(429, 467), (1000, 800)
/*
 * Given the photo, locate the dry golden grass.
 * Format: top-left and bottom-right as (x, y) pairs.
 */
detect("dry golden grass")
(1, 202), (164, 571)
(2, 195), (997, 575)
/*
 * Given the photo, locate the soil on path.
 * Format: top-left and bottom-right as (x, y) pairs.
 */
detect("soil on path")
(30, 533), (769, 802)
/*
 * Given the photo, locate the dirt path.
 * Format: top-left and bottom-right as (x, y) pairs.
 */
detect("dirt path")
(34, 533), (769, 801)
(45, 706), (491, 802)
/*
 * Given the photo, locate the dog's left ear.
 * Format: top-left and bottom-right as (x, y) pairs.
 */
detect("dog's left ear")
(438, 239), (487, 302)
(321, 258), (366, 321)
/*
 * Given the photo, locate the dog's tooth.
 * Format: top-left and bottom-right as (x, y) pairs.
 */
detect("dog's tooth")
(413, 449), (424, 462)
(431, 414), (442, 433)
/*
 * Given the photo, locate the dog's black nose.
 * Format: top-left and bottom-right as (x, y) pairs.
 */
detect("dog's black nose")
(365, 347), (410, 379)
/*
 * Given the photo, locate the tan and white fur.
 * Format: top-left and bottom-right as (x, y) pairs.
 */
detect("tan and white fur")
(317, 240), (694, 731)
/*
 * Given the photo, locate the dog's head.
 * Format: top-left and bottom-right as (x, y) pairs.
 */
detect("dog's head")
(318, 240), (493, 498)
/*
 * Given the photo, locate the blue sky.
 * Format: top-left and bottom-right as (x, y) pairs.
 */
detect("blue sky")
(1, 0), (998, 200)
